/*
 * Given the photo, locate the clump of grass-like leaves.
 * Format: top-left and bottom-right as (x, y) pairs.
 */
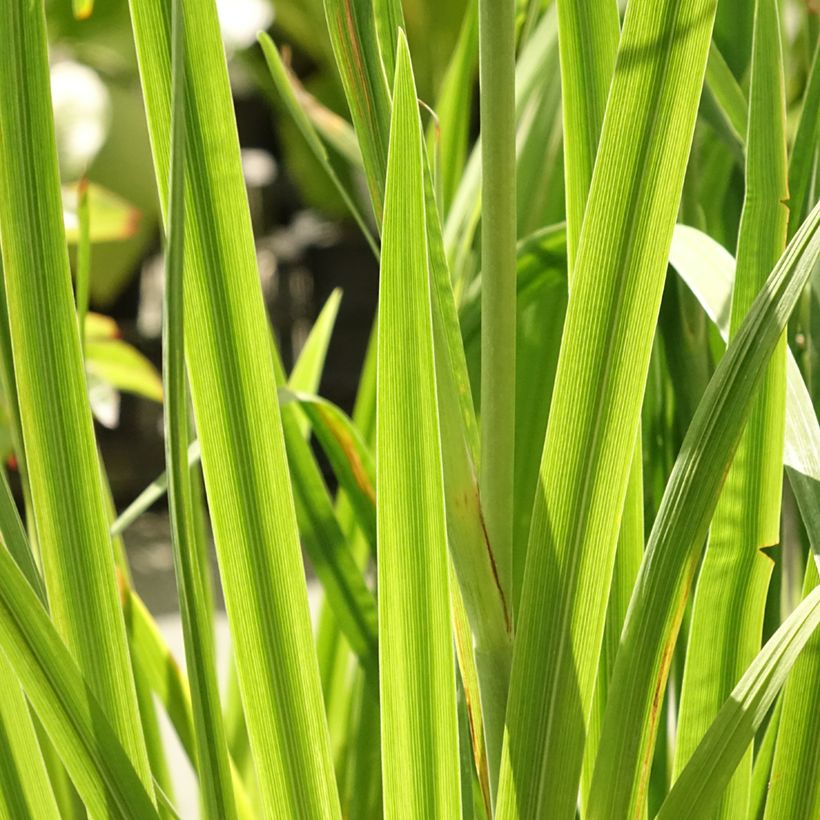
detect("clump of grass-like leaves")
(0, 0), (818, 818)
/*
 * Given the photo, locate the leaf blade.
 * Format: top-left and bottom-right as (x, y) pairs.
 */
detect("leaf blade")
(377, 33), (460, 818)
(658, 583), (820, 820)
(673, 1), (789, 813)
(0, 0), (153, 788)
(126, 0), (341, 813)
(588, 202), (820, 819)
(497, 1), (720, 815)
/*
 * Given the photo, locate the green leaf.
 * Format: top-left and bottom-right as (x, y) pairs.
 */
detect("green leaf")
(668, 224), (820, 527)
(161, 3), (237, 815)
(787, 40), (820, 239)
(749, 696), (782, 820)
(321, 0), (392, 222)
(704, 42), (748, 152)
(657, 582), (820, 819)
(283, 390), (376, 548)
(763, 561), (820, 818)
(277, 388), (379, 676)
(0, 0), (153, 789)
(267, 320), (379, 680)
(75, 178), (91, 357)
(0, 654), (60, 820)
(119, 579), (254, 817)
(287, 288), (344, 439)
(0, 547), (159, 820)
(110, 442), (201, 538)
(111, 287), (341, 538)
(110, 384), (377, 685)
(674, 1), (789, 814)
(319, 2), (512, 793)
(0, 263), (34, 534)
(0, 463), (46, 605)
(373, 0), (404, 81)
(478, 0), (518, 617)
(126, 0), (340, 813)
(452, 582), (492, 817)
(552, 7), (646, 811)
(423, 135), (513, 803)
(427, 3), (477, 214)
(588, 202), (820, 818)
(497, 0), (720, 815)
(256, 36), (378, 256)
(288, 288), (343, 395)
(377, 33), (460, 817)
(555, 0), (619, 269)
(582, 444), (645, 811)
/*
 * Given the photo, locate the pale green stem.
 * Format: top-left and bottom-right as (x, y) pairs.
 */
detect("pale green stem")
(478, 0), (516, 617)
(478, 0), (517, 798)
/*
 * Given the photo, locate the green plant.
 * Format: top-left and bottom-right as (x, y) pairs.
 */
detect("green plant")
(0, 0), (818, 818)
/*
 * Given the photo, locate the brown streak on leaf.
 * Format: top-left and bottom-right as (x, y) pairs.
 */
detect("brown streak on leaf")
(477, 485), (512, 634)
(636, 571), (693, 817)
(339, 0), (378, 147)
(320, 406), (376, 504)
(452, 614), (491, 816)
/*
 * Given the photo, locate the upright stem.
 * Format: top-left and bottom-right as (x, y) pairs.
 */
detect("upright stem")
(478, 0), (517, 617)
(478, 0), (517, 798)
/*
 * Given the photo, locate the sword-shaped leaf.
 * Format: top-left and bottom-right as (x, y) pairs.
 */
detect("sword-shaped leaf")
(0, 0), (153, 789)
(126, 0), (340, 813)
(589, 201), (820, 818)
(377, 33), (460, 818)
(497, 1), (719, 815)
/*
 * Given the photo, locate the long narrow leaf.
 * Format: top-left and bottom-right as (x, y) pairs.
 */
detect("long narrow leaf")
(704, 42), (748, 151)
(288, 289), (343, 396)
(428, 3), (478, 214)
(588, 202), (820, 818)
(320, 2), (513, 792)
(552, 6), (645, 812)
(283, 391), (376, 547)
(0, 0), (152, 788)
(127, 0), (340, 813)
(161, 3), (236, 816)
(112, 287), (341, 538)
(657, 583), (820, 819)
(556, 0), (619, 269)
(377, 33), (460, 817)
(497, 1), (719, 815)
(272, 371), (379, 677)
(763, 561), (820, 818)
(668, 224), (820, 515)
(673, 2), (789, 814)
(478, 0), (518, 610)
(321, 0), (391, 221)
(0, 654), (59, 820)
(787, 40), (820, 239)
(257, 36), (378, 256)
(0, 547), (158, 820)
(119, 578), (254, 817)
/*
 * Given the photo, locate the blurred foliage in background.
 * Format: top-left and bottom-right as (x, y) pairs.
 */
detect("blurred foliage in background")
(44, 0), (469, 307)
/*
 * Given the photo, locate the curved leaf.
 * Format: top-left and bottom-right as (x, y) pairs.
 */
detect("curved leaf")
(588, 202), (820, 818)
